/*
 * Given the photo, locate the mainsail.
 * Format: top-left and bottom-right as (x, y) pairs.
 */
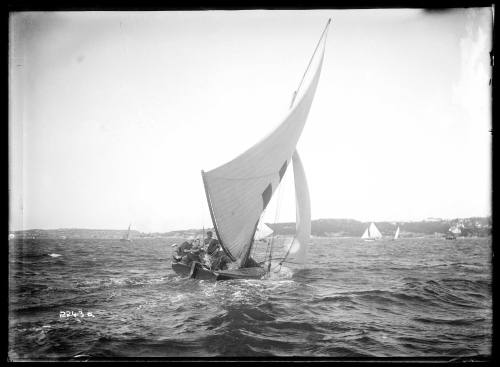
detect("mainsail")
(202, 40), (326, 264)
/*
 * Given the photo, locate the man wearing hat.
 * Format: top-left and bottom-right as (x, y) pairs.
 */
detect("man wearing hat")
(204, 231), (220, 256)
(176, 239), (193, 264)
(185, 240), (203, 264)
(204, 231), (230, 270)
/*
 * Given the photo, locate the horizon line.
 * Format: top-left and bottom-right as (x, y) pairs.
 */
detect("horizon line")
(9, 214), (491, 233)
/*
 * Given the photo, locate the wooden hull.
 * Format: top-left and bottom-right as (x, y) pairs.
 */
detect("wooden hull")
(171, 262), (218, 280)
(171, 261), (266, 281)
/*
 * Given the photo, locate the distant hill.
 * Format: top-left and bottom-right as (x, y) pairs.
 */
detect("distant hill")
(269, 217), (491, 237)
(11, 216), (491, 239)
(11, 228), (142, 240)
(11, 227), (209, 240)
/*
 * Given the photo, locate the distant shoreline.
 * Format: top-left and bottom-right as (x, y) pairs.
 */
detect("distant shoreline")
(9, 216), (491, 240)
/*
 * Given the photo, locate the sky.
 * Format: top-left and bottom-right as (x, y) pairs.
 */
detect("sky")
(9, 9), (492, 232)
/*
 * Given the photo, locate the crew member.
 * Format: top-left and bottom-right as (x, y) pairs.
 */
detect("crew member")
(176, 240), (194, 264)
(204, 231), (231, 270)
(185, 242), (202, 264)
(176, 240), (193, 257)
(204, 231), (220, 255)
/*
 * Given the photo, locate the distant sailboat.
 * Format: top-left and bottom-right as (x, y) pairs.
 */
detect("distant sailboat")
(446, 225), (460, 240)
(361, 222), (382, 241)
(120, 224), (132, 242)
(393, 226), (400, 240)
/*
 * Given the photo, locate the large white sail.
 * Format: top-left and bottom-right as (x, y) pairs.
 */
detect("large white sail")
(202, 48), (325, 262)
(284, 150), (311, 265)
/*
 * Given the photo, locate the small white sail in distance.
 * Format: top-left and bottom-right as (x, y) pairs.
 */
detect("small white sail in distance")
(361, 222), (382, 240)
(121, 224), (132, 241)
(126, 224), (131, 240)
(394, 226), (400, 240)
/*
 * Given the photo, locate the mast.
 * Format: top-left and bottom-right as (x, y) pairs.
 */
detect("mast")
(201, 170), (236, 261)
(240, 220), (259, 268)
(290, 18), (331, 109)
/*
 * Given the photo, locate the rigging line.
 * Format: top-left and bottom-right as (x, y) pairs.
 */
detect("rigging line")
(290, 18), (331, 109)
(253, 208), (268, 259)
(260, 237), (271, 263)
(251, 231), (261, 259)
(270, 170), (285, 254)
(279, 260), (303, 265)
(273, 20), (332, 269)
(262, 20), (332, 272)
(270, 21), (332, 266)
(271, 250), (300, 272)
(275, 158), (297, 267)
(251, 222), (261, 260)
(259, 256), (296, 265)
(267, 164), (291, 273)
(276, 234), (297, 270)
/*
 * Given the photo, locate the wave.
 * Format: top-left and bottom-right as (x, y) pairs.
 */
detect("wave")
(9, 237), (492, 358)
(311, 295), (356, 304)
(74, 276), (168, 291)
(412, 316), (486, 326)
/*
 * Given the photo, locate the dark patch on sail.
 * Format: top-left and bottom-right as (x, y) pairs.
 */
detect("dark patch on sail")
(279, 161), (287, 181)
(262, 184), (272, 209)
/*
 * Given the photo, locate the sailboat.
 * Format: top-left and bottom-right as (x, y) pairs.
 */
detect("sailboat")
(120, 224), (132, 242)
(171, 19), (331, 281)
(393, 226), (400, 240)
(446, 225), (460, 240)
(361, 222), (382, 241)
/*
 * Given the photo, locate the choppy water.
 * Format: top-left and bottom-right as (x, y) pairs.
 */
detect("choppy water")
(8, 236), (491, 360)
